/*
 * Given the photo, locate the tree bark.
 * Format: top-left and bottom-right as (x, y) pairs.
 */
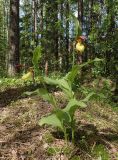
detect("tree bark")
(65, 0), (69, 70)
(78, 0), (83, 29)
(54, 1), (59, 70)
(38, 0), (43, 42)
(105, 0), (115, 76)
(8, 0), (20, 76)
(58, 2), (64, 70)
(77, 0), (83, 64)
(32, 0), (38, 46)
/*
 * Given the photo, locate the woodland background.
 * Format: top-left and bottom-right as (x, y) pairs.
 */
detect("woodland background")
(0, 0), (117, 78)
(0, 1), (118, 160)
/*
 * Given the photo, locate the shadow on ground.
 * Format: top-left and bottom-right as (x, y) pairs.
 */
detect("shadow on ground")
(0, 84), (40, 108)
(52, 122), (118, 158)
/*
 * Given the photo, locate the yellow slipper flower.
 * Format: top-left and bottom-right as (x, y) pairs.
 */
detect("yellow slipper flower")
(22, 71), (33, 81)
(76, 42), (85, 54)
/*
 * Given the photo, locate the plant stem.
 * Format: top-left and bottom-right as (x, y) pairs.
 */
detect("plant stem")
(64, 129), (68, 146)
(72, 127), (75, 144)
(71, 119), (75, 144)
(72, 51), (75, 67)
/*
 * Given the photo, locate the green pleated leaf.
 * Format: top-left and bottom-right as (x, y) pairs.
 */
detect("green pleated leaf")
(64, 65), (79, 85)
(37, 88), (57, 108)
(94, 58), (103, 62)
(32, 46), (42, 65)
(32, 46), (42, 74)
(69, 11), (82, 36)
(55, 109), (71, 124)
(43, 77), (59, 85)
(58, 79), (74, 99)
(23, 89), (39, 96)
(58, 79), (71, 91)
(64, 98), (87, 116)
(39, 114), (63, 130)
(82, 92), (94, 102)
(43, 77), (73, 99)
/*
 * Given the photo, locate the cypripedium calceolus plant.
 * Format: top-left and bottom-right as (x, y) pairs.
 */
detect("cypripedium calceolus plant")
(22, 46), (42, 84)
(24, 46), (102, 144)
(24, 63), (95, 144)
(38, 66), (94, 144)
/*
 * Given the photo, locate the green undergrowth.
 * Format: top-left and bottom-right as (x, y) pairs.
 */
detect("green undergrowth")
(0, 77), (24, 90)
(0, 73), (63, 92)
(74, 76), (117, 108)
(0, 74), (117, 107)
(0, 77), (41, 92)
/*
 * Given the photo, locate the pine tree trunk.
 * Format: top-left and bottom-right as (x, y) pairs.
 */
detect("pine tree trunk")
(53, 1), (58, 70)
(78, 0), (83, 29)
(38, 0), (43, 42)
(32, 0), (38, 46)
(65, 1), (69, 70)
(105, 0), (115, 76)
(77, 0), (83, 65)
(58, 2), (63, 70)
(8, 0), (19, 76)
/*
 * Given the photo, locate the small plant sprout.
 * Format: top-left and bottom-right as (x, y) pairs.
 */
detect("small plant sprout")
(21, 46), (42, 84)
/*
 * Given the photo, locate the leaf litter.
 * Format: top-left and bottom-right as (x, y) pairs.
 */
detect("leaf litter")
(0, 88), (118, 160)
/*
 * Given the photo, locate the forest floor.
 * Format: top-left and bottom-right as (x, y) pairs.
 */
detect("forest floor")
(0, 83), (118, 160)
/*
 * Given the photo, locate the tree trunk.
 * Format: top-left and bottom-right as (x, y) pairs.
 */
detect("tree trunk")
(78, 0), (83, 30)
(105, 0), (115, 76)
(54, 2), (59, 70)
(77, 0), (83, 65)
(8, 0), (19, 76)
(38, 0), (43, 43)
(32, 0), (38, 46)
(58, 2), (64, 70)
(65, 1), (69, 70)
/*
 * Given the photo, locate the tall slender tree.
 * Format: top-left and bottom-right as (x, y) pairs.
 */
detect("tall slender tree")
(65, 0), (69, 69)
(78, 0), (83, 30)
(32, 0), (38, 46)
(8, 0), (20, 76)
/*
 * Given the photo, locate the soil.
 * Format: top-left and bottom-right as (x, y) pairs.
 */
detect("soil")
(0, 86), (118, 160)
